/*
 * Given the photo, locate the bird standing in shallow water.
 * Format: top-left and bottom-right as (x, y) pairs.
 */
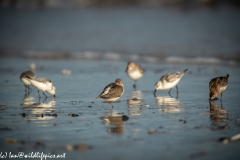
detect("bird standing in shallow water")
(27, 76), (56, 98)
(126, 62), (145, 88)
(20, 70), (35, 92)
(96, 78), (124, 108)
(209, 74), (229, 101)
(154, 69), (188, 96)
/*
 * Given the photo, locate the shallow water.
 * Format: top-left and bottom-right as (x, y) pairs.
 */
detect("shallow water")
(0, 57), (240, 159)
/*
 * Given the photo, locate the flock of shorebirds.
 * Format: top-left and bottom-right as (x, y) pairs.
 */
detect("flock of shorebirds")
(20, 61), (229, 108)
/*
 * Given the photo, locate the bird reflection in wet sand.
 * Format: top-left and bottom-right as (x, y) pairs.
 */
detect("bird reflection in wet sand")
(209, 101), (227, 130)
(22, 97), (56, 121)
(101, 110), (129, 134)
(154, 95), (182, 113)
(127, 90), (143, 116)
(21, 94), (36, 107)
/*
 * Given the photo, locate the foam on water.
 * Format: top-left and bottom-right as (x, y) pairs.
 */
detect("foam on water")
(1, 50), (239, 66)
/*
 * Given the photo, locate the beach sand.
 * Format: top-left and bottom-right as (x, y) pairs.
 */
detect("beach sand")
(0, 57), (239, 159)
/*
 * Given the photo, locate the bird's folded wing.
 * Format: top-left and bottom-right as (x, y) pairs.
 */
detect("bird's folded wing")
(209, 78), (217, 89)
(136, 64), (144, 73)
(31, 77), (52, 83)
(99, 85), (123, 98)
(164, 72), (180, 83)
(98, 83), (115, 97)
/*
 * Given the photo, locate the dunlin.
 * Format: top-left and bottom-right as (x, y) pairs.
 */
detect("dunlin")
(96, 78), (124, 108)
(209, 74), (229, 101)
(126, 62), (145, 88)
(154, 69), (188, 95)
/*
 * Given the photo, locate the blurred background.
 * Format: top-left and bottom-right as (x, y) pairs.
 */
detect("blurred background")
(1, 0), (240, 8)
(0, 0), (240, 64)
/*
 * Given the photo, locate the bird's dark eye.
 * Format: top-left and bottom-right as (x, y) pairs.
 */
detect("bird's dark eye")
(50, 81), (51, 82)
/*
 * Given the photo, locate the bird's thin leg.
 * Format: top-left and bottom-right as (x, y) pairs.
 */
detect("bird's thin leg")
(38, 96), (41, 104)
(168, 88), (172, 95)
(133, 80), (137, 88)
(220, 93), (223, 101)
(27, 85), (31, 94)
(110, 109), (114, 116)
(168, 92), (172, 98)
(176, 85), (179, 94)
(25, 85), (27, 92)
(43, 96), (47, 103)
(109, 102), (113, 109)
(43, 92), (47, 98)
(38, 90), (40, 98)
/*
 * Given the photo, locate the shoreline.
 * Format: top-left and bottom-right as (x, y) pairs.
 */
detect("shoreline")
(1, 50), (239, 67)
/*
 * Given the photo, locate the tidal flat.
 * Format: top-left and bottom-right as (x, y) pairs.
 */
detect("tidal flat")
(0, 57), (240, 160)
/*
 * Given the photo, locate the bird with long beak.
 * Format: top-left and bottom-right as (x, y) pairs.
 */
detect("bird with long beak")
(27, 76), (56, 98)
(154, 69), (188, 96)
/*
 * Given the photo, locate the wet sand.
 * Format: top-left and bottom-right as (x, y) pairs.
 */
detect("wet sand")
(0, 57), (240, 160)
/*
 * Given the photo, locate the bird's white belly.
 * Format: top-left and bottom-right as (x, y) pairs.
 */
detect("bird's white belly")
(106, 97), (120, 102)
(21, 78), (31, 85)
(219, 86), (227, 93)
(161, 79), (180, 90)
(31, 81), (51, 91)
(128, 71), (143, 80)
